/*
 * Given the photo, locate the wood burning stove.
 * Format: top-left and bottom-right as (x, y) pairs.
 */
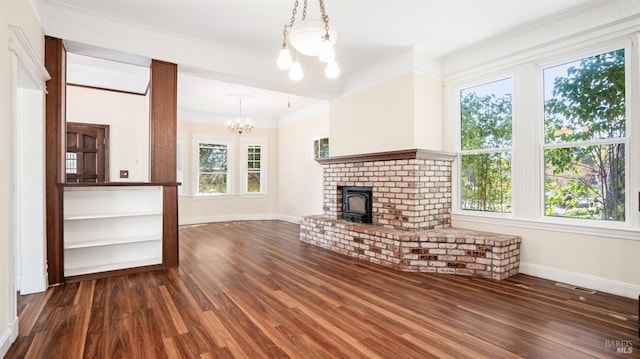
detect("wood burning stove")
(342, 186), (372, 223)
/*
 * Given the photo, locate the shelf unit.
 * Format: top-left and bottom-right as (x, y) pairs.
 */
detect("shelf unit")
(63, 186), (164, 277)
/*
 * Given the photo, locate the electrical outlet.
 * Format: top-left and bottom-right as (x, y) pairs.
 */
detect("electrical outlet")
(119, 170), (129, 178)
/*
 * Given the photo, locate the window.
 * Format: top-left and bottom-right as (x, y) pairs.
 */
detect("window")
(241, 139), (267, 194)
(543, 48), (626, 221)
(196, 140), (231, 195)
(65, 152), (77, 174)
(313, 137), (329, 159)
(246, 145), (262, 193)
(449, 37), (638, 234)
(459, 78), (513, 213)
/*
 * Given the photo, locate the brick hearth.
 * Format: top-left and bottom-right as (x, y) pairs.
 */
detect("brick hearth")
(300, 149), (521, 280)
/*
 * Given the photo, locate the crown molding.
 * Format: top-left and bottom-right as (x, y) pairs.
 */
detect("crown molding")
(36, 0), (340, 100)
(178, 108), (279, 128)
(443, 0), (640, 79)
(8, 26), (51, 91)
(341, 46), (444, 97)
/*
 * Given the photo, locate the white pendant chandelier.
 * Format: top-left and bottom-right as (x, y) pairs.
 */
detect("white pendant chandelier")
(227, 98), (254, 134)
(277, 0), (339, 80)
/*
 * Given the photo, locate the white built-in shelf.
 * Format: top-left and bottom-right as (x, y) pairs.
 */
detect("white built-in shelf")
(64, 257), (162, 277)
(63, 185), (164, 277)
(63, 210), (162, 221)
(64, 235), (162, 249)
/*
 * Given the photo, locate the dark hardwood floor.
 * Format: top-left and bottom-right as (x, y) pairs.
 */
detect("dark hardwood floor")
(6, 221), (639, 358)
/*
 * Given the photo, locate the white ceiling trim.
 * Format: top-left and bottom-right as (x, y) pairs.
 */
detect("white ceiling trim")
(31, 0), (620, 121)
(341, 48), (417, 97)
(179, 108), (280, 129)
(443, 0), (640, 79)
(38, 0), (340, 100)
(37, 0), (448, 102)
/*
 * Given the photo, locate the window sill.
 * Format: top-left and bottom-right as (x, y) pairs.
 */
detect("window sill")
(239, 193), (268, 198)
(187, 193), (269, 200)
(191, 193), (237, 200)
(451, 212), (640, 241)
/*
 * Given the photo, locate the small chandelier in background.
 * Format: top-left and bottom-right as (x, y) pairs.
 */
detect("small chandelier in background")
(227, 98), (254, 134)
(277, 0), (339, 80)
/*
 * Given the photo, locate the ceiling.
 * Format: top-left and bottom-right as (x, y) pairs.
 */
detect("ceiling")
(48, 0), (607, 122)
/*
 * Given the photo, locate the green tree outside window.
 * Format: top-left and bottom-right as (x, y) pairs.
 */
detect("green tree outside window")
(247, 145), (261, 193)
(460, 78), (513, 212)
(199, 143), (228, 194)
(543, 49), (625, 221)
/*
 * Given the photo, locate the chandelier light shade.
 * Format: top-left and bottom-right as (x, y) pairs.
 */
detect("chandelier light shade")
(227, 99), (254, 134)
(277, 0), (339, 80)
(288, 19), (337, 56)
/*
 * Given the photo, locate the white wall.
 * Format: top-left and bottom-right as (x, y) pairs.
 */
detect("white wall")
(177, 117), (279, 224)
(277, 114), (328, 222)
(16, 87), (46, 295)
(330, 73), (444, 156)
(1, 0), (44, 356)
(66, 86), (150, 182)
(413, 73), (444, 151)
(330, 74), (415, 156)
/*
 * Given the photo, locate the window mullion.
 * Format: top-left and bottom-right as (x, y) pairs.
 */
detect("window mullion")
(543, 137), (627, 149)
(460, 147), (511, 156)
(511, 63), (540, 220)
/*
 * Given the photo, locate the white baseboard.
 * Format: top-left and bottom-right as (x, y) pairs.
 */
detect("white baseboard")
(519, 262), (640, 299)
(273, 214), (302, 224)
(0, 317), (19, 358)
(179, 214), (304, 226)
(179, 213), (277, 226)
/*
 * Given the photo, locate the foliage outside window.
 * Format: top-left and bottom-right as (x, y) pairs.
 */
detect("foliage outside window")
(459, 78), (513, 212)
(198, 143), (228, 194)
(314, 137), (329, 159)
(246, 145), (262, 193)
(543, 48), (626, 221)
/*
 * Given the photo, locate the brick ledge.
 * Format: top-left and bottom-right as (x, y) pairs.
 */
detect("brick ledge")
(300, 215), (521, 280)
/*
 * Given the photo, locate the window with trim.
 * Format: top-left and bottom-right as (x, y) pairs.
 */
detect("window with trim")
(244, 144), (265, 193)
(459, 78), (513, 213)
(66, 153), (77, 174)
(543, 48), (626, 221)
(196, 141), (230, 195)
(313, 137), (329, 159)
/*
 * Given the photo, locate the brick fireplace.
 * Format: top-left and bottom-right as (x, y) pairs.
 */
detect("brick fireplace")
(300, 149), (521, 280)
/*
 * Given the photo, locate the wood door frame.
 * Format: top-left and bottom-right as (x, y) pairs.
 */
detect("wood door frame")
(65, 122), (110, 183)
(45, 36), (65, 285)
